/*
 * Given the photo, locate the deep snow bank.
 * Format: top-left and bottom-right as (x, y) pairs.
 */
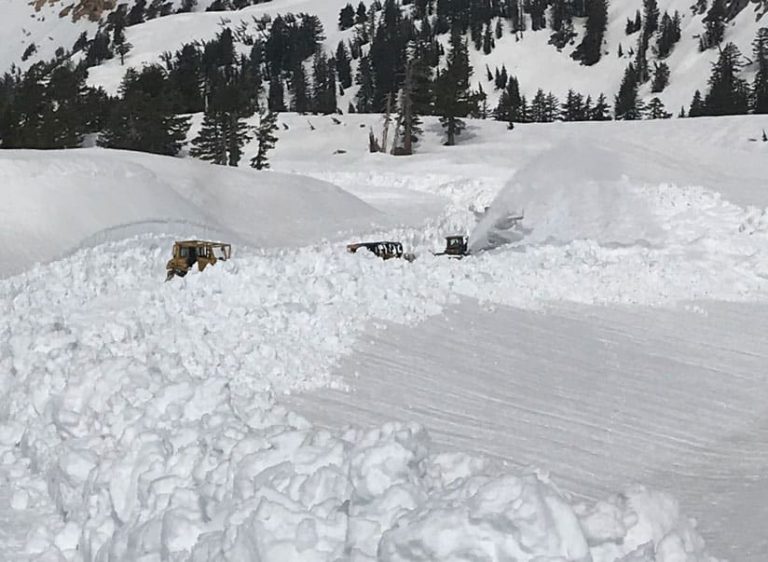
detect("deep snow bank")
(0, 148), (381, 277)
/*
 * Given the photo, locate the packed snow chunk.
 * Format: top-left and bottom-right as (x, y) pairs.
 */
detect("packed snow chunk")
(579, 485), (720, 562)
(378, 472), (590, 562)
(470, 140), (664, 253)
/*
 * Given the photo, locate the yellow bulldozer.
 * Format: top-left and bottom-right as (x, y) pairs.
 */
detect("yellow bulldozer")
(165, 240), (231, 281)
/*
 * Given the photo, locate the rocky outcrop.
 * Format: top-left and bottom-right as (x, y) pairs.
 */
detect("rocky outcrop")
(31, 0), (117, 22)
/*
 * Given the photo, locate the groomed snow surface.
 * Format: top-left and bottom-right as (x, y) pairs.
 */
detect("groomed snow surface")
(3, 115), (768, 561)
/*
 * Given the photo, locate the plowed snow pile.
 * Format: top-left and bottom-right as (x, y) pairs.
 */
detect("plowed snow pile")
(0, 148), (382, 278)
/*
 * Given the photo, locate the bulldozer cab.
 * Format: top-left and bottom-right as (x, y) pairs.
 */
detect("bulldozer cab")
(437, 235), (469, 257)
(166, 240), (231, 281)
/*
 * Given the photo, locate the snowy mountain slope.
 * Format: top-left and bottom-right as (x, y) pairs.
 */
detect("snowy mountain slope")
(0, 147), (384, 278)
(4, 0), (768, 111)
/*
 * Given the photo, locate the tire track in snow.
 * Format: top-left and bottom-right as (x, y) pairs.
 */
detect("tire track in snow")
(282, 301), (768, 562)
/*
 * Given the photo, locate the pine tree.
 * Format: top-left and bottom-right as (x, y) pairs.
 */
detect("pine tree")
(752, 28), (768, 113)
(392, 60), (422, 155)
(591, 93), (612, 120)
(651, 61), (670, 93)
(642, 0), (660, 43)
(99, 65), (189, 155)
(268, 76), (286, 112)
(250, 109), (279, 169)
(335, 41), (352, 89)
(339, 3), (355, 30)
(656, 11), (682, 59)
(356, 1), (368, 25)
(290, 63), (310, 113)
(482, 24), (494, 55)
(562, 89), (586, 121)
(688, 89), (705, 117)
(128, 0), (146, 26)
(494, 75), (523, 124)
(355, 54), (375, 112)
(614, 63), (641, 120)
(530, 89), (547, 122)
(572, 0), (608, 66)
(189, 111), (227, 164)
(311, 51), (337, 114)
(113, 24), (133, 65)
(434, 29), (475, 145)
(702, 0), (727, 50)
(704, 42), (749, 115)
(645, 97), (671, 119)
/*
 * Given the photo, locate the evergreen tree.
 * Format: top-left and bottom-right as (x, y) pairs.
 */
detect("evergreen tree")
(113, 21), (132, 65)
(392, 59), (422, 155)
(355, 54), (375, 112)
(651, 61), (670, 93)
(494, 75), (523, 124)
(250, 109), (279, 169)
(530, 88), (547, 122)
(572, 0), (608, 66)
(339, 3), (355, 30)
(614, 63), (641, 120)
(85, 31), (112, 67)
(703, 42), (749, 115)
(645, 97), (671, 119)
(410, 44), (435, 116)
(189, 111), (227, 164)
(688, 89), (705, 117)
(642, 0), (659, 43)
(482, 24), (494, 55)
(562, 89), (586, 121)
(311, 51), (337, 114)
(702, 0), (727, 50)
(656, 11), (682, 58)
(591, 93), (611, 120)
(335, 41), (353, 89)
(290, 63), (310, 113)
(752, 28), (768, 113)
(434, 29), (475, 145)
(356, 1), (368, 25)
(128, 0), (146, 26)
(268, 76), (286, 111)
(167, 44), (204, 114)
(99, 65), (190, 156)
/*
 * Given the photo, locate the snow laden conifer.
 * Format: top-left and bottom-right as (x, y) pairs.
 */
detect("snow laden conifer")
(250, 109), (279, 170)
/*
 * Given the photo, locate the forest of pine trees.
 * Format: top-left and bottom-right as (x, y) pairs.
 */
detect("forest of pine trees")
(1, 1), (767, 157)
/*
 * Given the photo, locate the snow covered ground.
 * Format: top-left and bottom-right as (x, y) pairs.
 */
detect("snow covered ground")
(2, 114), (768, 560)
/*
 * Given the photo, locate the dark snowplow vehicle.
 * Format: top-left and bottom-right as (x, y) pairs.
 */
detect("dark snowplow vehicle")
(434, 235), (470, 258)
(347, 241), (415, 262)
(166, 240), (232, 281)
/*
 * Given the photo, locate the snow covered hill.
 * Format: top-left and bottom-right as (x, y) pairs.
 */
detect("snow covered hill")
(3, 0), (768, 113)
